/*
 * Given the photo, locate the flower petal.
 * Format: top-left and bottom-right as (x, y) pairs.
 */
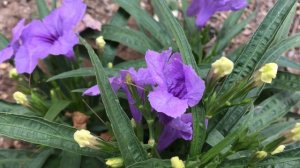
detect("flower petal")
(148, 87), (188, 118)
(0, 46), (14, 63)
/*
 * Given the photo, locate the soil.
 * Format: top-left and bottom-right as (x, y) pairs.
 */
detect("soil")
(0, 0), (299, 148)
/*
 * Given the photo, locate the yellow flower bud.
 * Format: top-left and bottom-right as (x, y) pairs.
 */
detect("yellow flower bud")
(106, 157), (124, 168)
(255, 63), (278, 84)
(13, 91), (28, 105)
(171, 156), (185, 168)
(73, 129), (99, 148)
(96, 36), (106, 49)
(271, 145), (285, 155)
(9, 68), (18, 78)
(256, 151), (267, 159)
(288, 123), (300, 141)
(148, 139), (155, 147)
(211, 56), (234, 78)
(107, 62), (113, 68)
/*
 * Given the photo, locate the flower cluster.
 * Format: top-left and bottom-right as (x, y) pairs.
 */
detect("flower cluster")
(0, 0), (86, 74)
(84, 49), (206, 150)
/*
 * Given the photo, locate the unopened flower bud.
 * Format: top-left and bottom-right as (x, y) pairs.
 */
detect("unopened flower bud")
(287, 123), (300, 141)
(106, 157), (124, 168)
(255, 151), (267, 159)
(9, 68), (18, 78)
(171, 156), (185, 168)
(271, 145), (285, 155)
(211, 56), (234, 79)
(13, 91), (28, 105)
(148, 139), (155, 147)
(107, 62), (113, 68)
(96, 36), (106, 49)
(73, 129), (99, 148)
(254, 63), (278, 85)
(131, 118), (136, 128)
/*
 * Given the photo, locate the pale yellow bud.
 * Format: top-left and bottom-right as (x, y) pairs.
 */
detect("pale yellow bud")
(289, 123), (300, 141)
(106, 157), (124, 168)
(211, 56), (234, 78)
(96, 36), (106, 49)
(256, 151), (267, 159)
(73, 129), (99, 148)
(255, 63), (278, 84)
(131, 118), (136, 128)
(13, 91), (28, 105)
(9, 68), (18, 78)
(107, 62), (113, 68)
(148, 139), (155, 147)
(171, 156), (185, 168)
(271, 145), (285, 155)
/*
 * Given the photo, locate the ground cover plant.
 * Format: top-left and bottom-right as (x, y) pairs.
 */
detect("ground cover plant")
(0, 0), (300, 167)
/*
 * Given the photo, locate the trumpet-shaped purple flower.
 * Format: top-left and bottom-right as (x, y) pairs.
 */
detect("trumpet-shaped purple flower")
(0, 19), (26, 63)
(157, 113), (193, 151)
(187, 0), (247, 28)
(84, 68), (151, 122)
(146, 49), (205, 118)
(0, 0), (86, 74)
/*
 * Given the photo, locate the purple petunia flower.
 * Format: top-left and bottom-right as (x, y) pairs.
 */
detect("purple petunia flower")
(0, 0), (86, 74)
(187, 0), (247, 28)
(0, 19), (26, 63)
(157, 113), (193, 151)
(146, 49), (205, 118)
(84, 68), (151, 122)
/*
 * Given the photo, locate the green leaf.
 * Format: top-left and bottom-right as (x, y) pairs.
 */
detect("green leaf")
(0, 34), (9, 49)
(0, 101), (35, 116)
(80, 37), (147, 166)
(277, 57), (300, 71)
(0, 149), (34, 168)
(221, 0), (297, 90)
(59, 151), (81, 168)
(44, 100), (70, 121)
(114, 0), (171, 47)
(0, 113), (111, 157)
(29, 149), (55, 168)
(102, 24), (159, 54)
(35, 0), (49, 19)
(270, 72), (300, 91)
(47, 60), (146, 81)
(260, 33), (300, 65)
(127, 159), (171, 168)
(247, 91), (300, 133)
(216, 11), (255, 53)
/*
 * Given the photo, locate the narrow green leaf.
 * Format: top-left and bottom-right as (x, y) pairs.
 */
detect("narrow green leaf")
(127, 159), (171, 168)
(102, 24), (159, 54)
(261, 33), (300, 65)
(29, 149), (55, 168)
(0, 113), (111, 157)
(270, 72), (300, 91)
(80, 37), (147, 166)
(0, 101), (35, 116)
(277, 56), (300, 71)
(114, 0), (171, 47)
(59, 151), (81, 168)
(248, 91), (300, 133)
(35, 0), (50, 19)
(221, 0), (297, 90)
(0, 149), (34, 167)
(44, 100), (70, 121)
(0, 34), (9, 49)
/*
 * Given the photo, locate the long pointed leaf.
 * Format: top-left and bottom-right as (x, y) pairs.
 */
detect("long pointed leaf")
(80, 37), (147, 166)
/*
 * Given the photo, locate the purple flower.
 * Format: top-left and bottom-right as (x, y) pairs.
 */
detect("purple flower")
(0, 0), (86, 74)
(157, 113), (193, 151)
(157, 113), (209, 151)
(146, 49), (205, 118)
(84, 68), (150, 122)
(187, 0), (247, 28)
(0, 19), (26, 63)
